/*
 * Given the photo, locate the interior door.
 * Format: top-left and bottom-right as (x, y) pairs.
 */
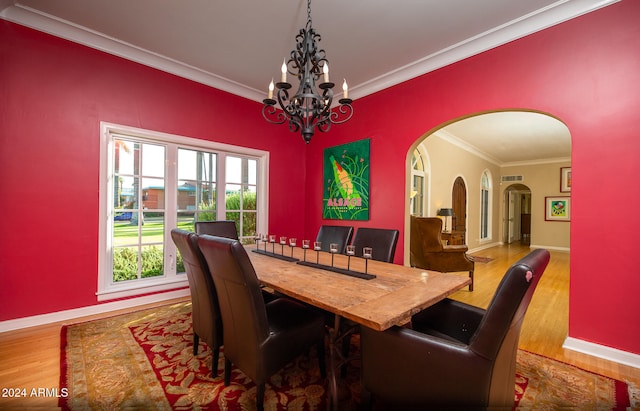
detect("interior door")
(507, 191), (517, 243)
(452, 177), (467, 240)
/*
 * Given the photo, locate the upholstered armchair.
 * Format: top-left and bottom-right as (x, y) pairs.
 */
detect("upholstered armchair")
(361, 249), (550, 410)
(410, 215), (475, 291)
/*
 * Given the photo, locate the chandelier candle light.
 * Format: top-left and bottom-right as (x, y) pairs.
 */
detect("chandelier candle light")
(262, 0), (353, 143)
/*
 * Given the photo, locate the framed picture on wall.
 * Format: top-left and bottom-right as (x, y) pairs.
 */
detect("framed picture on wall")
(322, 138), (370, 220)
(545, 196), (571, 222)
(560, 167), (571, 192)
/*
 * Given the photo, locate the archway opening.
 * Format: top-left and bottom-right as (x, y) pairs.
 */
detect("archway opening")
(404, 109), (571, 263)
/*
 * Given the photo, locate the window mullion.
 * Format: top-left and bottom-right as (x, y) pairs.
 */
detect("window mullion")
(217, 153), (227, 221)
(165, 144), (178, 275)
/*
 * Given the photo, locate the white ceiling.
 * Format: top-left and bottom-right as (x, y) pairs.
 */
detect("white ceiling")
(1, 0), (611, 163)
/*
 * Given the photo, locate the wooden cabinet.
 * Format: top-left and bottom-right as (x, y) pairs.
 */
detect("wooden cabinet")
(441, 230), (465, 245)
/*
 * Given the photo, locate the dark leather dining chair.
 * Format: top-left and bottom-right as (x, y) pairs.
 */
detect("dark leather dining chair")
(360, 248), (550, 410)
(339, 227), (399, 375)
(410, 215), (475, 290)
(170, 228), (222, 377)
(351, 227), (400, 262)
(195, 220), (239, 239)
(195, 220), (278, 302)
(315, 225), (354, 253)
(196, 234), (327, 411)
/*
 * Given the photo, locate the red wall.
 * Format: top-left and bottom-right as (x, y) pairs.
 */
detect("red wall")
(1, 0), (639, 356)
(304, 1), (640, 355)
(0, 21), (307, 320)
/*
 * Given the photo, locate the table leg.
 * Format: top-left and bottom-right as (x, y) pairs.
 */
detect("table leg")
(326, 315), (340, 411)
(326, 315), (359, 411)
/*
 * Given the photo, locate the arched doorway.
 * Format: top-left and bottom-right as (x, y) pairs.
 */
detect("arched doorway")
(403, 109), (571, 263)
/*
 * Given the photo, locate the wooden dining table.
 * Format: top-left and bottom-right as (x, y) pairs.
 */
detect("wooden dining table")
(247, 242), (471, 331)
(246, 242), (471, 410)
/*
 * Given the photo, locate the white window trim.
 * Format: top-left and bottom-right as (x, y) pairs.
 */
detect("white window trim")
(480, 169), (492, 242)
(98, 122), (269, 301)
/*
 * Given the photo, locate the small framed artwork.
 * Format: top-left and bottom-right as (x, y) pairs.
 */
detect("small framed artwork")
(560, 167), (572, 192)
(545, 196), (571, 222)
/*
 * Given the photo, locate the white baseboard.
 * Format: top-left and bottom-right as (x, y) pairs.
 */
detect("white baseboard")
(529, 243), (570, 253)
(563, 337), (640, 369)
(0, 288), (190, 333)
(468, 241), (502, 254)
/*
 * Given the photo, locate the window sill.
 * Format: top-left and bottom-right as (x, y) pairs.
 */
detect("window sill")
(97, 277), (189, 302)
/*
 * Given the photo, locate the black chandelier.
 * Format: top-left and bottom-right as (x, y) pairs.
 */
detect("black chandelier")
(262, 0), (353, 144)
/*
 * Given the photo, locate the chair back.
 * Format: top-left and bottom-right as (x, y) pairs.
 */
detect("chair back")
(196, 235), (270, 370)
(470, 248), (550, 404)
(351, 227), (399, 262)
(410, 216), (444, 252)
(195, 220), (239, 239)
(470, 248), (549, 357)
(315, 225), (354, 253)
(170, 229), (222, 349)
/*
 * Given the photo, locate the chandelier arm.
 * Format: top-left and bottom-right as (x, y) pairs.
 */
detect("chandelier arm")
(262, 102), (287, 125)
(276, 87), (299, 119)
(328, 102), (354, 125)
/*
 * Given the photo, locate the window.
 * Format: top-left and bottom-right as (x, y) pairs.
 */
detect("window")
(480, 170), (492, 240)
(99, 123), (269, 301)
(177, 148), (217, 223)
(225, 156), (258, 243)
(411, 148), (427, 216)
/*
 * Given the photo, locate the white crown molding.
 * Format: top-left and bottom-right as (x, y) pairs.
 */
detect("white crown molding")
(434, 129), (503, 166)
(0, 3), (266, 102)
(0, 0), (620, 103)
(349, 0), (620, 100)
(501, 156), (572, 167)
(434, 129), (572, 167)
(564, 337), (640, 369)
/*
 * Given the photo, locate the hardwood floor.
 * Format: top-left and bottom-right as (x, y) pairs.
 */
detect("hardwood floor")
(452, 243), (640, 388)
(0, 244), (638, 409)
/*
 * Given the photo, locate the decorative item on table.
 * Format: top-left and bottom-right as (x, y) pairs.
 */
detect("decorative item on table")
(314, 241), (322, 264)
(280, 236), (287, 254)
(302, 239), (310, 261)
(261, 234), (268, 252)
(269, 235), (276, 253)
(363, 247), (373, 274)
(289, 238), (297, 257)
(346, 245), (355, 271)
(329, 243), (339, 266)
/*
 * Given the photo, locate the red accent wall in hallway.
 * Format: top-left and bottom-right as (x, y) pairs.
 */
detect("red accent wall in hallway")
(303, 1), (640, 355)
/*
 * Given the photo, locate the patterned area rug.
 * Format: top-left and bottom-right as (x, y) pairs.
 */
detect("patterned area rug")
(59, 302), (637, 410)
